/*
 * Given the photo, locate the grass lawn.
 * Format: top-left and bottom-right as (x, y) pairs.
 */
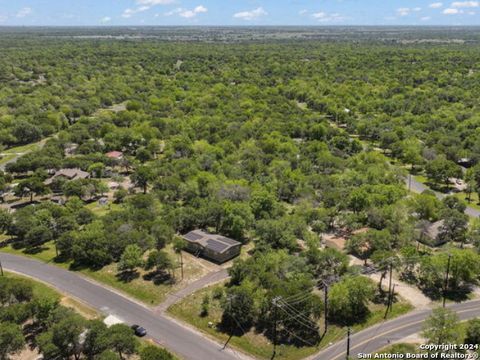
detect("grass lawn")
(168, 284), (413, 360)
(375, 343), (419, 355)
(85, 201), (121, 216)
(453, 192), (480, 211)
(2, 139), (46, 154)
(1, 241), (212, 306)
(0, 153), (16, 166)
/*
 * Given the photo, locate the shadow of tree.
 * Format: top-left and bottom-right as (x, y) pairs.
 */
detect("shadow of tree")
(143, 270), (174, 285)
(116, 270), (140, 283)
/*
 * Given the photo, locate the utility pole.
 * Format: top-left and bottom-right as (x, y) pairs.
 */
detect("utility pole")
(346, 327), (351, 360)
(389, 284), (396, 313)
(223, 296), (234, 350)
(443, 254), (452, 308)
(271, 297), (281, 360)
(388, 262), (393, 299)
(324, 284), (328, 334)
(384, 263), (394, 319)
(408, 174), (412, 191)
(180, 251), (184, 280)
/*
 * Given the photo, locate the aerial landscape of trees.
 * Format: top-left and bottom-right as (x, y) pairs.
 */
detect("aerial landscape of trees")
(0, 27), (479, 358)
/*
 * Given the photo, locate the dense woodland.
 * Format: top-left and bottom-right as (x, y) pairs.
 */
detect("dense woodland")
(1, 29), (480, 353)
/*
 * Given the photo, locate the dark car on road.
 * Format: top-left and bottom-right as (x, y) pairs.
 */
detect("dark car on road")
(131, 324), (147, 337)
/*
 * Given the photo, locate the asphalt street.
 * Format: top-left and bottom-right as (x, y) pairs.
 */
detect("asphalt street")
(2, 253), (480, 360)
(314, 299), (480, 359)
(1, 253), (249, 360)
(405, 176), (480, 218)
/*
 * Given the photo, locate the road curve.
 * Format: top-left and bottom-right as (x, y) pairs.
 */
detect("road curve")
(3, 252), (480, 360)
(0, 253), (248, 360)
(313, 299), (480, 360)
(405, 176), (480, 218)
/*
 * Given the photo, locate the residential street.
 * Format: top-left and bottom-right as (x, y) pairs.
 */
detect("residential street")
(2, 252), (480, 360)
(313, 299), (480, 360)
(1, 253), (251, 360)
(405, 176), (480, 218)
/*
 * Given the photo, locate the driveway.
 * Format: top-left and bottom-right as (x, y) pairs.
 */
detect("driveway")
(155, 268), (229, 313)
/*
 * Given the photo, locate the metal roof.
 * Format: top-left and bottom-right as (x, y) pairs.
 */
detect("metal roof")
(182, 229), (241, 254)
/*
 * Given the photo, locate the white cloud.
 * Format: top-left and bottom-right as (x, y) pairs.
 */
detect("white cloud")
(312, 11), (345, 22)
(421, 16), (432, 20)
(16, 7), (32, 18)
(397, 8), (415, 16)
(413, 7), (422, 11)
(122, 6), (151, 18)
(179, 5), (208, 18)
(233, 7), (267, 20)
(396, 7), (411, 16)
(299, 9), (308, 15)
(312, 11), (327, 19)
(194, 5), (207, 13)
(100, 16), (111, 23)
(443, 7), (460, 13)
(451, 1), (479, 7)
(429, 2), (444, 8)
(136, 0), (176, 5)
(122, 0), (176, 18)
(164, 8), (182, 16)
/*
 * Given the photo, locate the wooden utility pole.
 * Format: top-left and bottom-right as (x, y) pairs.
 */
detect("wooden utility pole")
(179, 251), (184, 280)
(443, 254), (452, 308)
(346, 327), (351, 359)
(271, 297), (281, 360)
(223, 295), (234, 350)
(387, 262), (393, 297)
(324, 284), (328, 334)
(389, 284), (396, 313)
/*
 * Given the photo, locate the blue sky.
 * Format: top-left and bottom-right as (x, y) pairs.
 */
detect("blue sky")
(0, 0), (479, 26)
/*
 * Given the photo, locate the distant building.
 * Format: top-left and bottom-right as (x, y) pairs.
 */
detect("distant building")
(44, 168), (90, 185)
(182, 229), (242, 263)
(417, 220), (446, 247)
(106, 151), (124, 160)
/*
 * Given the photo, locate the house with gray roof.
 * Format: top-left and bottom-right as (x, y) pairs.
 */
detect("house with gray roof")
(44, 168), (90, 186)
(182, 229), (242, 263)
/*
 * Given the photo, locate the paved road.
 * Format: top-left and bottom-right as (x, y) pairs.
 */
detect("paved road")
(155, 269), (229, 313)
(405, 176), (480, 218)
(1, 253), (249, 360)
(3, 252), (480, 360)
(313, 299), (480, 359)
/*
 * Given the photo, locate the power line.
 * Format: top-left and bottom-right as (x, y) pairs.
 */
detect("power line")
(281, 326), (317, 347)
(277, 299), (319, 329)
(276, 306), (319, 333)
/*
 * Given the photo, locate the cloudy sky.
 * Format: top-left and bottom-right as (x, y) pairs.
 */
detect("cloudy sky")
(0, 0), (479, 26)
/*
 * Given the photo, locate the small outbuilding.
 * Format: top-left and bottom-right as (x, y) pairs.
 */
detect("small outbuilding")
(182, 229), (242, 263)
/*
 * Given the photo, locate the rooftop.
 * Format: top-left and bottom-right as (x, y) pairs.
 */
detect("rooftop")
(182, 229), (241, 254)
(44, 168), (90, 185)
